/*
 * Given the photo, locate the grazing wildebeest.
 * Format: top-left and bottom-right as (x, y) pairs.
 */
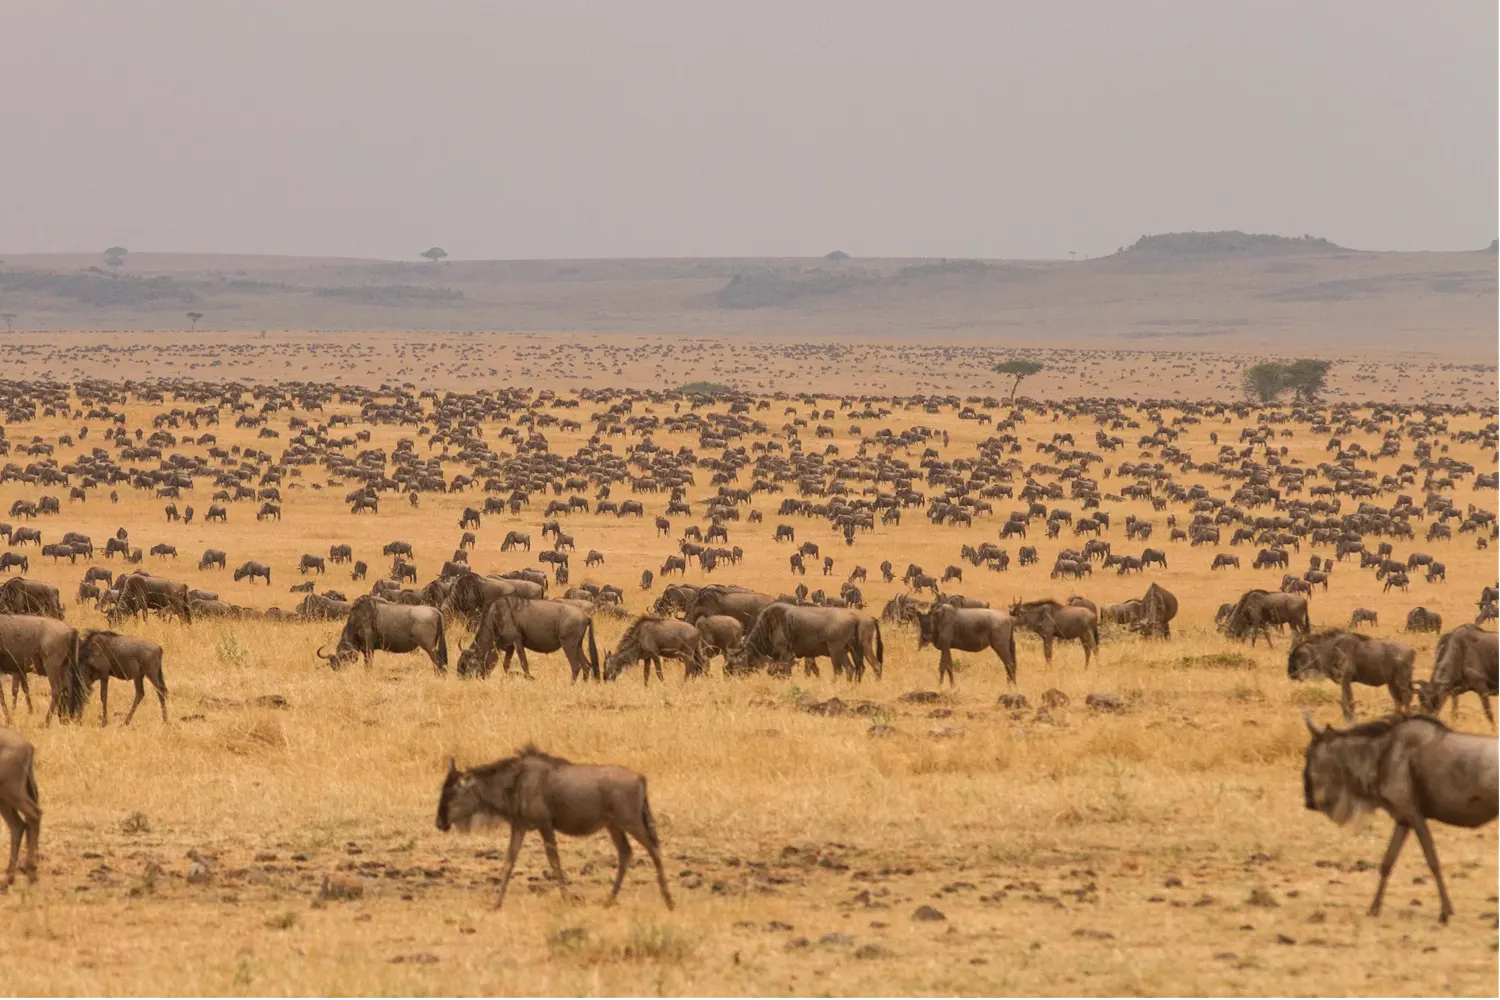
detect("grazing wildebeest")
(727, 603), (882, 681)
(329, 543), (354, 564)
(1287, 630), (1415, 721)
(455, 595), (599, 682)
(436, 747), (672, 910)
(1349, 608), (1379, 629)
(1417, 625), (1498, 726)
(459, 507), (481, 530)
(1139, 582), (1179, 639)
(149, 543), (177, 560)
(299, 554), (326, 575)
(694, 614), (744, 673)
(1211, 553), (1240, 570)
(233, 561), (271, 585)
(351, 560), (368, 581)
(1222, 589), (1311, 646)
(10, 527), (41, 547)
(316, 596), (448, 672)
(205, 504), (227, 523)
(1405, 606), (1443, 633)
(392, 559), (418, 584)
(0, 728), (41, 886)
(0, 615), (85, 725)
(603, 616), (706, 685)
(585, 550), (605, 568)
(383, 540), (413, 559)
(0, 553), (27, 574)
(660, 555), (686, 576)
(1140, 548), (1167, 570)
(199, 548), (226, 570)
(289, 580), (315, 594)
(501, 530), (531, 552)
(74, 630), (167, 726)
(110, 575), (192, 625)
(917, 603), (1017, 686)
(1009, 599), (1099, 667)
(256, 502), (281, 521)
(1302, 713), (1497, 923)
(0, 578), (65, 620)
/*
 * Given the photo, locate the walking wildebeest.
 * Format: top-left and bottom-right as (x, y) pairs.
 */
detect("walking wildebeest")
(75, 630), (168, 726)
(1405, 606), (1443, 633)
(0, 615), (86, 725)
(1417, 624), (1499, 726)
(726, 603), (882, 681)
(917, 604), (1017, 686)
(1221, 589), (1311, 646)
(603, 616), (707, 685)
(455, 595), (599, 682)
(1287, 630), (1415, 721)
(1303, 713), (1497, 923)
(501, 530), (531, 552)
(436, 746), (672, 910)
(0, 728), (41, 886)
(316, 596), (448, 672)
(1008, 599), (1099, 667)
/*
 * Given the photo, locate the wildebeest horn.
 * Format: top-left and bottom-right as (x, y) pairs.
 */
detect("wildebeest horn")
(448, 755), (458, 775)
(315, 643), (334, 660)
(1303, 710), (1322, 738)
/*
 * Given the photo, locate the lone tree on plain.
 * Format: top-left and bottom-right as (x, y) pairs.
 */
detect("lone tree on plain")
(420, 247), (448, 263)
(104, 246), (128, 272)
(993, 358), (1044, 402)
(1242, 358), (1334, 406)
(186, 311), (203, 331)
(0, 314), (14, 332)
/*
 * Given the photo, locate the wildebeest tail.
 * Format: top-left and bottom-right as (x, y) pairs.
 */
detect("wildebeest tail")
(586, 617), (600, 680)
(874, 619), (884, 667)
(60, 632), (88, 721)
(640, 782), (661, 848)
(1007, 621), (1017, 667)
(435, 620), (450, 671)
(24, 747), (37, 808)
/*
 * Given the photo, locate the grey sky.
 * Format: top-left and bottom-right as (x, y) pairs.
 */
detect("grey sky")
(5, 1), (1494, 260)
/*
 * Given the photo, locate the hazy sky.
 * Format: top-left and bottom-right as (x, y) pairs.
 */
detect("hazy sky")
(6, 1), (1495, 259)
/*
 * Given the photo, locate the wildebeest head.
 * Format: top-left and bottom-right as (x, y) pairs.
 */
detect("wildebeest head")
(314, 638), (358, 669)
(915, 610), (934, 648)
(1285, 636), (1321, 680)
(436, 757), (491, 833)
(454, 640), (495, 679)
(1301, 713), (1374, 825)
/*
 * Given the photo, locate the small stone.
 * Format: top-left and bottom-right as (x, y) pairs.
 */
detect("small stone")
(912, 905), (946, 922)
(866, 724), (897, 738)
(186, 862), (211, 886)
(1164, 876), (1183, 888)
(319, 875), (364, 902)
(1246, 888), (1278, 908)
(854, 944), (890, 959)
(819, 932), (854, 947)
(899, 690), (942, 704)
(997, 693), (1029, 710)
(1085, 692), (1124, 712)
(549, 927), (588, 947)
(1276, 934), (1296, 945)
(1040, 688), (1070, 709)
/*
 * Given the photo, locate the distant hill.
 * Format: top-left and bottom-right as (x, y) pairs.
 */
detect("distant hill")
(0, 234), (1491, 356)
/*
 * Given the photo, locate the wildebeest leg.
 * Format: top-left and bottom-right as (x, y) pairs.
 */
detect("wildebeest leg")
(1368, 821), (1409, 916)
(605, 824), (633, 903)
(125, 676), (148, 726)
(1340, 675), (1357, 723)
(0, 676), (11, 724)
(99, 675), (111, 726)
(939, 648), (953, 686)
(1041, 635), (1053, 666)
(1410, 816), (1455, 922)
(494, 825), (527, 909)
(803, 657), (819, 678)
(154, 672), (168, 722)
(514, 646), (533, 680)
(623, 801), (674, 909)
(992, 642), (1015, 686)
(1479, 693), (1495, 729)
(652, 654), (664, 685)
(1, 803), (20, 885)
(537, 826), (573, 902)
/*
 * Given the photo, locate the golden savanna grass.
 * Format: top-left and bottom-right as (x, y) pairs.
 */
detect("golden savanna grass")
(0, 381), (1496, 996)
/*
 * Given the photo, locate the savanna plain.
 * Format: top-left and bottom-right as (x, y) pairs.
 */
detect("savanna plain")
(0, 348), (1495, 998)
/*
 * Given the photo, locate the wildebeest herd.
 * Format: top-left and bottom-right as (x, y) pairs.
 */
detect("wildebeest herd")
(0, 375), (1494, 924)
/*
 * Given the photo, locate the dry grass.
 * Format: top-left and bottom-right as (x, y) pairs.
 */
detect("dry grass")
(0, 384), (1495, 996)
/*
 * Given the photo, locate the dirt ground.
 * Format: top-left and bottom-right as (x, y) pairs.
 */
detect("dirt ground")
(0, 380), (1495, 996)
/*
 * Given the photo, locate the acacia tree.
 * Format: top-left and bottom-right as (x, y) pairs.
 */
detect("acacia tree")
(420, 247), (448, 263)
(993, 359), (1044, 402)
(104, 246), (128, 273)
(1281, 359), (1332, 403)
(186, 311), (203, 331)
(1242, 362), (1287, 405)
(0, 313), (14, 332)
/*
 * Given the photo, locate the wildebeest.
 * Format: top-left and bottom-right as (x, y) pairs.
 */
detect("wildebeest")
(726, 603), (882, 681)
(233, 561), (271, 585)
(501, 530), (531, 552)
(110, 575), (192, 625)
(382, 540), (413, 559)
(603, 616), (706, 685)
(1221, 589), (1311, 646)
(299, 554), (326, 575)
(640, 568), (653, 590)
(446, 572), (541, 628)
(917, 603), (1017, 686)
(1287, 630), (1415, 721)
(351, 560), (367, 581)
(0, 728), (40, 885)
(0, 615), (85, 725)
(684, 585), (777, 629)
(199, 548), (227, 570)
(316, 596), (448, 672)
(1405, 607), (1443, 633)
(256, 502), (280, 521)
(1418, 625), (1498, 726)
(149, 543), (177, 560)
(694, 614), (744, 673)
(1349, 608), (1379, 629)
(436, 746), (672, 910)
(1211, 553), (1240, 570)
(1008, 599), (1099, 667)
(0, 578), (63, 620)
(205, 504), (227, 523)
(74, 630), (167, 726)
(1302, 713), (1497, 923)
(455, 595), (599, 682)
(459, 507), (481, 530)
